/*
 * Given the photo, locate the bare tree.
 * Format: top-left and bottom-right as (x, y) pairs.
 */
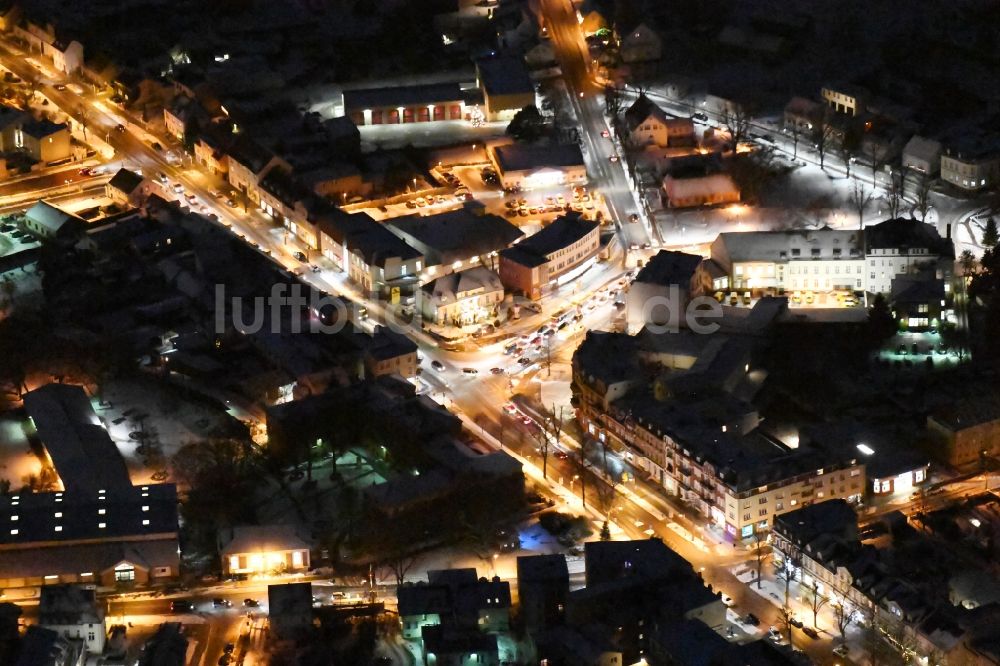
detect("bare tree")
(377, 552), (418, 587)
(748, 532), (770, 589)
(833, 597), (859, 641)
(866, 140), (887, 186)
(815, 115), (837, 170)
(913, 172), (932, 222)
(803, 579), (830, 628)
(776, 605), (795, 647)
(789, 123), (801, 160)
(885, 174), (903, 220)
(850, 180), (875, 230)
(576, 436), (592, 509)
(721, 104), (753, 154)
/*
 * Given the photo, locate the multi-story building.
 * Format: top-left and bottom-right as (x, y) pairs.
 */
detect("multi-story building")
(709, 229), (865, 293)
(316, 211), (423, 299)
(499, 213), (599, 300)
(226, 136), (289, 206)
(0, 384), (181, 589)
(820, 82), (868, 117)
(927, 397), (1000, 468)
(940, 131), (1000, 191)
(864, 217), (953, 295)
(38, 585), (106, 655)
(421, 266), (505, 326)
(573, 332), (866, 541)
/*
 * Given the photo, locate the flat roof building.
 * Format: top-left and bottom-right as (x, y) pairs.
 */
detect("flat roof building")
(488, 142), (586, 190)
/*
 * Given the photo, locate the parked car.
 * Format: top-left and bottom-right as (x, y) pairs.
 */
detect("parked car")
(692, 112), (708, 121)
(743, 613), (760, 626)
(170, 600), (194, 613)
(431, 360), (445, 371)
(462, 367), (479, 375)
(802, 627), (819, 639)
(293, 251), (307, 262)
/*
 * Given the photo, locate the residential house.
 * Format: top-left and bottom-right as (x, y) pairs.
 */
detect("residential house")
(316, 211), (423, 299)
(193, 124), (234, 176)
(927, 397), (1000, 468)
(226, 136), (289, 206)
(15, 626), (85, 666)
(15, 21), (83, 74)
(268, 582), (314, 642)
(421, 266), (505, 326)
(162, 95), (205, 143)
(476, 53), (536, 122)
(498, 213), (599, 300)
(939, 128), (1000, 191)
(362, 325), (418, 378)
(39, 585), (106, 655)
(4, 117), (72, 163)
(105, 168), (149, 208)
(619, 23), (661, 63)
(488, 142), (587, 190)
(902, 136), (942, 175)
(218, 524), (311, 576)
(623, 95), (694, 148)
(22, 200), (86, 242)
(784, 96), (823, 133)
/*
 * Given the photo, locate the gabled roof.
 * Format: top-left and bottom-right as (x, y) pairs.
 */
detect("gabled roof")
(24, 200), (85, 236)
(624, 94), (668, 133)
(107, 168), (145, 195)
(219, 524), (310, 556)
(500, 213), (597, 264)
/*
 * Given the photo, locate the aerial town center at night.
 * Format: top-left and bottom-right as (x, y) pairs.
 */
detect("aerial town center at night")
(0, 0), (998, 664)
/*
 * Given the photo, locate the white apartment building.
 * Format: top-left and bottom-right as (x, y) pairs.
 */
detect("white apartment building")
(940, 149), (1000, 191)
(864, 218), (953, 295)
(710, 229), (865, 293)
